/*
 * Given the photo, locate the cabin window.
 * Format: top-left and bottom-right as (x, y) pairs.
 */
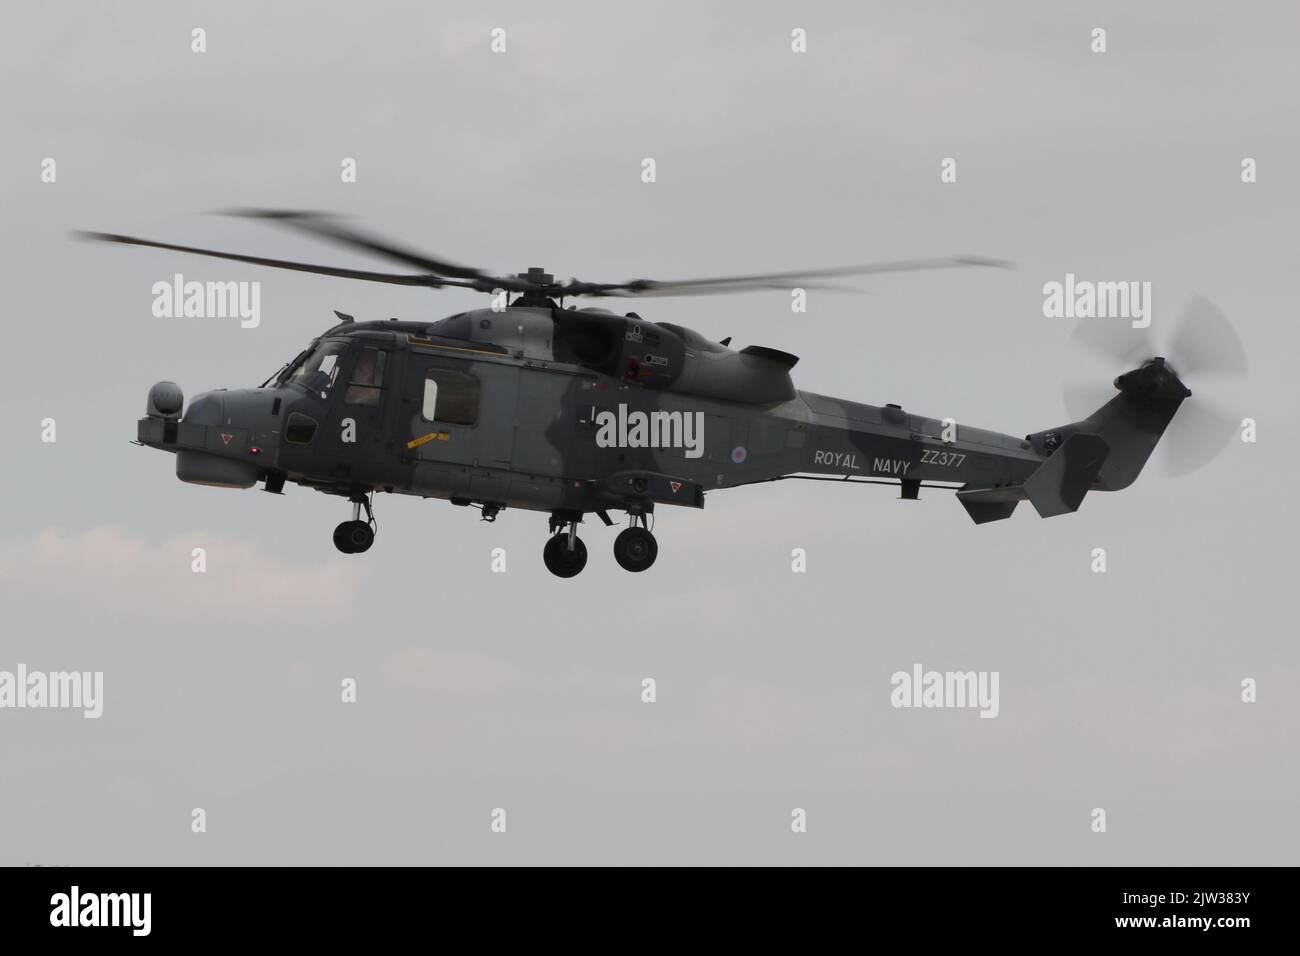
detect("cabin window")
(421, 369), (479, 425)
(345, 348), (387, 406)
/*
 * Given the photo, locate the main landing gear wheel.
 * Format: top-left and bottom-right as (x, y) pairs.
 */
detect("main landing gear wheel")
(613, 526), (657, 572)
(543, 533), (587, 578)
(334, 495), (376, 554)
(333, 520), (374, 554)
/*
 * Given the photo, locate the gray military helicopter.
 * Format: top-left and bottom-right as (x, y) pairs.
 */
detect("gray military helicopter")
(84, 211), (1245, 576)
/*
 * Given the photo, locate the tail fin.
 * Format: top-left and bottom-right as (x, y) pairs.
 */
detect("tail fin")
(957, 359), (1188, 524)
(1030, 358), (1189, 493)
(1022, 433), (1110, 516)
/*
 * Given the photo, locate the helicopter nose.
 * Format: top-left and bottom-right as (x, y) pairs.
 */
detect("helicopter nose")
(183, 389), (223, 425)
(182, 385), (287, 453)
(174, 389), (264, 488)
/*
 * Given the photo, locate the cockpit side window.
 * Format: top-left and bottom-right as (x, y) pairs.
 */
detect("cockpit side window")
(345, 348), (387, 406)
(288, 340), (347, 397)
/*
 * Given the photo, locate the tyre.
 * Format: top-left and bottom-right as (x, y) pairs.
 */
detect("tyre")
(334, 520), (373, 554)
(543, 533), (588, 577)
(613, 526), (657, 572)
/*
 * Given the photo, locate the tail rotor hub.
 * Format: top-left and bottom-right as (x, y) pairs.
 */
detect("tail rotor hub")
(1115, 356), (1192, 402)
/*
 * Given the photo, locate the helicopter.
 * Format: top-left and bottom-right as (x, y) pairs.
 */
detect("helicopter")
(82, 210), (1245, 577)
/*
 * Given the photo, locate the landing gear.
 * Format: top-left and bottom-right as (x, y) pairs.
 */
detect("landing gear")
(543, 511), (587, 578)
(539, 509), (658, 576)
(543, 529), (587, 577)
(333, 494), (376, 554)
(333, 520), (373, 554)
(613, 522), (657, 572)
(543, 534), (587, 577)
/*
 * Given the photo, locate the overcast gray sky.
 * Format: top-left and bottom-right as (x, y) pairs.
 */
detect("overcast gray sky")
(1, 0), (1297, 865)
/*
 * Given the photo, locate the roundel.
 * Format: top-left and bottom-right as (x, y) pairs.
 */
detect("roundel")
(730, 446), (748, 464)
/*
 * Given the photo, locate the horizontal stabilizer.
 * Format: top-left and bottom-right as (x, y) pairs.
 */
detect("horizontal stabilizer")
(957, 485), (1024, 524)
(1023, 433), (1109, 518)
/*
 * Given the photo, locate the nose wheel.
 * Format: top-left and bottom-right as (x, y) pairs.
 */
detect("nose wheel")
(334, 495), (376, 554)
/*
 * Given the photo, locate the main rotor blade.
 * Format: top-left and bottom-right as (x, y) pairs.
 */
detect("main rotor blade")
(76, 231), (470, 288)
(87, 211), (1014, 301)
(564, 255), (1013, 298)
(1167, 295), (1247, 381)
(219, 208), (523, 289)
(573, 279), (873, 298)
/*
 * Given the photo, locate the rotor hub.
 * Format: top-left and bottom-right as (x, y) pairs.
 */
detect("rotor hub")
(518, 266), (554, 287)
(1115, 357), (1191, 402)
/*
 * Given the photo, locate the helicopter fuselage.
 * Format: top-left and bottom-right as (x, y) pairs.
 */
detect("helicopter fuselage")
(137, 305), (1063, 522)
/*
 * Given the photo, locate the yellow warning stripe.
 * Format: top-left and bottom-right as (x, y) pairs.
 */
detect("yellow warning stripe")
(404, 336), (505, 358)
(406, 431), (450, 449)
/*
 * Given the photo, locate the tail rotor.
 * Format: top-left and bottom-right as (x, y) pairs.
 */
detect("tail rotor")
(1061, 295), (1247, 476)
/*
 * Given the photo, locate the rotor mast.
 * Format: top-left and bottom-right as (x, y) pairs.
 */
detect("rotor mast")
(511, 267), (558, 308)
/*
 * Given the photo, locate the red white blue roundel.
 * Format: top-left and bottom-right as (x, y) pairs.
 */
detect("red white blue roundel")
(730, 446), (748, 464)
